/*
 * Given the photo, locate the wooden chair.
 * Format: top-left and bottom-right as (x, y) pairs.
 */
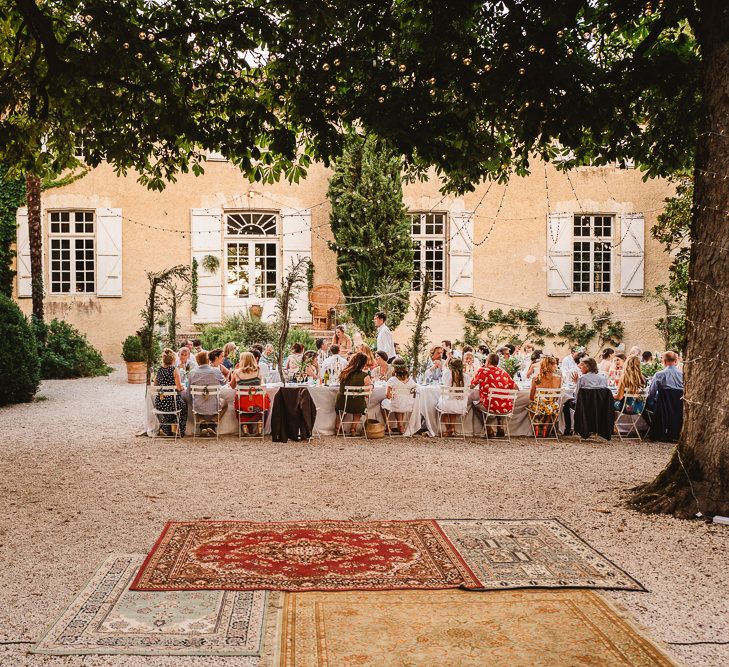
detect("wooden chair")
(309, 284), (342, 330)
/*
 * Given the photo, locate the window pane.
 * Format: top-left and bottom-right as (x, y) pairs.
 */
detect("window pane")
(226, 212), (277, 237)
(253, 242), (277, 298)
(226, 243), (249, 297)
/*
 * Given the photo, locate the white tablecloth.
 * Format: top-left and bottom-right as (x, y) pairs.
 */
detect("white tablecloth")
(144, 383), (387, 437)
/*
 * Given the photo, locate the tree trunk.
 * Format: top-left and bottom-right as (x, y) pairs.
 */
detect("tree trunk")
(25, 173), (43, 322)
(632, 0), (729, 518)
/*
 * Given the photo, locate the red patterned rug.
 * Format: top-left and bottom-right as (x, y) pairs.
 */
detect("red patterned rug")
(131, 520), (480, 592)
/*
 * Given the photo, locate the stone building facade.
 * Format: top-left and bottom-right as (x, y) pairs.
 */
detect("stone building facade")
(12, 157), (674, 360)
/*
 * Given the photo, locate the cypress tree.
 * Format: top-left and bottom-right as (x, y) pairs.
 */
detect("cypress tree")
(327, 134), (412, 336)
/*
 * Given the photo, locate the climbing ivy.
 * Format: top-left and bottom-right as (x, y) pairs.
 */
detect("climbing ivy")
(0, 165), (26, 297)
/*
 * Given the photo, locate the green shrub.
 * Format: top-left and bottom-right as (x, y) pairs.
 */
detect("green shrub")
(37, 319), (112, 379)
(286, 327), (316, 353)
(122, 335), (145, 362)
(200, 313), (278, 351)
(0, 295), (40, 405)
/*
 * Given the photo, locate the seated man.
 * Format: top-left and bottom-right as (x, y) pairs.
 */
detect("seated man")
(646, 351), (684, 414)
(471, 353), (517, 437)
(561, 356), (608, 436)
(320, 344), (348, 384)
(187, 351), (226, 435)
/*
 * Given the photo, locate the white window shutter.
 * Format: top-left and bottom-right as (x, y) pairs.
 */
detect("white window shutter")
(620, 213), (645, 296)
(547, 213), (573, 295)
(448, 212), (474, 296)
(96, 208), (123, 297)
(191, 208), (223, 323)
(15, 207), (32, 297)
(281, 207), (312, 324)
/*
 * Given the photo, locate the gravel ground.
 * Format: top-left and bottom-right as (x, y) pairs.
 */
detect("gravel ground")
(0, 367), (727, 667)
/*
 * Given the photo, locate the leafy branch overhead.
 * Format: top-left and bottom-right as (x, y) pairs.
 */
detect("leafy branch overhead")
(1, 2), (701, 191)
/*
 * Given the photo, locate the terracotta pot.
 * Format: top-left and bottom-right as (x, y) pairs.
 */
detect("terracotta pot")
(249, 304), (263, 318)
(125, 361), (147, 384)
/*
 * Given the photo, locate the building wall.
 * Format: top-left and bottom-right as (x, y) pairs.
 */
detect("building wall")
(12, 159), (674, 360)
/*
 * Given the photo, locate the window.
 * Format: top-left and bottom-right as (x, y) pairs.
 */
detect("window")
(572, 215), (613, 293)
(224, 211), (278, 298)
(49, 211), (95, 294)
(410, 212), (446, 292)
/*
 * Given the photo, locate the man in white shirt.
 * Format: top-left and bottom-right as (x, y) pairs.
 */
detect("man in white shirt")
(320, 344), (348, 383)
(374, 311), (396, 362)
(561, 348), (583, 380)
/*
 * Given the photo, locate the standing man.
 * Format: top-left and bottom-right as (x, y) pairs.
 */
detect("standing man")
(374, 312), (396, 362)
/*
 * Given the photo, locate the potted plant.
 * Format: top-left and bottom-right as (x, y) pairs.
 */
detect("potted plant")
(122, 335), (146, 384)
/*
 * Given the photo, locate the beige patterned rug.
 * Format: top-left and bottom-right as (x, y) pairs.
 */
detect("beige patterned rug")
(32, 555), (283, 658)
(279, 588), (675, 666)
(438, 518), (646, 591)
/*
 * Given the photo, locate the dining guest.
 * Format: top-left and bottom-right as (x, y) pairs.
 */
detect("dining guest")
(334, 352), (372, 436)
(208, 348), (229, 382)
(561, 357), (608, 436)
(525, 349), (543, 379)
(153, 348), (187, 436)
(476, 345), (490, 363)
(374, 312), (396, 362)
(424, 345), (445, 384)
(463, 350), (480, 385)
(331, 324), (353, 356)
(222, 342), (237, 371)
(527, 355), (561, 435)
(176, 346), (197, 377)
(498, 346), (512, 360)
(441, 340), (454, 361)
(262, 343), (274, 365)
(614, 355), (646, 414)
(231, 352), (268, 435)
(561, 349), (586, 382)
(316, 338), (329, 368)
(628, 345), (642, 358)
(301, 350), (319, 379)
(598, 348), (614, 374)
(646, 351), (684, 411)
(438, 358), (469, 437)
(641, 350), (654, 364)
(321, 344), (348, 383)
(187, 351), (226, 435)
(284, 343), (305, 379)
(471, 353), (517, 437)
(251, 348), (270, 380)
(609, 353), (626, 384)
(372, 350), (393, 381)
(358, 343), (377, 372)
(381, 358), (416, 434)
(191, 339), (204, 355)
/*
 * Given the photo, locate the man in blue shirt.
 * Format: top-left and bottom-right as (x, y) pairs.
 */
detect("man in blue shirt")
(646, 351), (684, 411)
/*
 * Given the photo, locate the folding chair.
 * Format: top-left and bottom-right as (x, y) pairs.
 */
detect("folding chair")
(383, 384), (416, 436)
(235, 386), (268, 441)
(151, 385), (183, 440)
(336, 386), (372, 438)
(615, 392), (648, 441)
(436, 386), (470, 440)
(527, 388), (562, 442)
(474, 388), (519, 443)
(190, 385), (223, 440)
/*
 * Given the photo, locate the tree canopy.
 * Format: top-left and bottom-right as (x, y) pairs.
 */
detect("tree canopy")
(1, 1), (701, 190)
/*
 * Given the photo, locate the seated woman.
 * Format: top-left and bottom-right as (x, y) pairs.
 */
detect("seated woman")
(371, 350), (392, 381)
(598, 348), (614, 374)
(176, 345), (196, 383)
(525, 349), (543, 379)
(424, 345), (445, 384)
(208, 347), (230, 382)
(381, 358), (416, 433)
(231, 352), (269, 435)
(562, 357), (608, 436)
(301, 350), (319, 379)
(437, 358), (469, 437)
(222, 342), (237, 371)
(284, 342), (305, 380)
(527, 355), (562, 436)
(614, 355), (646, 414)
(358, 343), (377, 373)
(153, 348), (187, 436)
(334, 352), (372, 436)
(609, 353), (626, 384)
(463, 350), (481, 386)
(331, 324), (353, 357)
